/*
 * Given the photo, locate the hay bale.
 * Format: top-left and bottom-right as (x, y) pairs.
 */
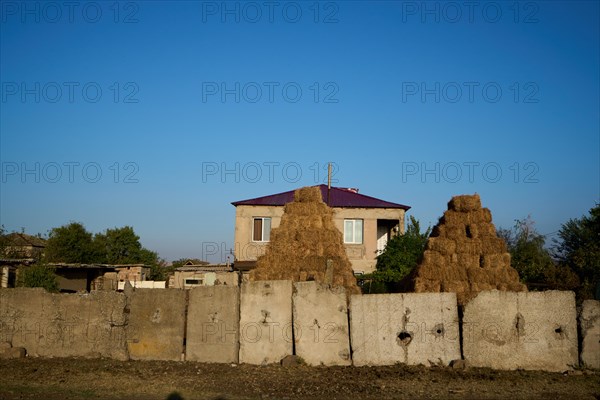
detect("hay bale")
(454, 238), (483, 255)
(469, 208), (493, 223)
(457, 253), (479, 269)
(250, 187), (360, 295)
(401, 194), (526, 306)
(425, 237), (456, 255)
(448, 194), (481, 212)
(430, 224), (445, 237)
(445, 226), (466, 240)
(294, 186), (323, 203)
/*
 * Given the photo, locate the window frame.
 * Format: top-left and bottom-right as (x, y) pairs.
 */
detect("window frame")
(344, 219), (364, 244)
(252, 217), (272, 242)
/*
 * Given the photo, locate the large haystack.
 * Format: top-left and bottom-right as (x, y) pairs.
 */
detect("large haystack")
(250, 186), (360, 295)
(402, 194), (526, 305)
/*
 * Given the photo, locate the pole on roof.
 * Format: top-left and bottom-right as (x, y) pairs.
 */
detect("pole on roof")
(327, 162), (332, 205)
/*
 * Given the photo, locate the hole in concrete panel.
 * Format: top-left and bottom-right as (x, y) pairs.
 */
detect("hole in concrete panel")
(554, 326), (566, 339)
(397, 331), (412, 346)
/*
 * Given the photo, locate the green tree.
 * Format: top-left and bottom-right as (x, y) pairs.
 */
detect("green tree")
(497, 217), (555, 284)
(44, 222), (96, 263)
(553, 204), (600, 299)
(362, 216), (431, 293)
(94, 226), (145, 264)
(498, 216), (579, 291)
(17, 263), (59, 292)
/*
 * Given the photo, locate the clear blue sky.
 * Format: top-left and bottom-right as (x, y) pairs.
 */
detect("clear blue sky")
(1, 1), (598, 263)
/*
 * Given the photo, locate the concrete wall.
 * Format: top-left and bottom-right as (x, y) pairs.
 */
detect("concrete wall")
(463, 290), (578, 372)
(0, 286), (595, 372)
(350, 292), (460, 366)
(234, 205), (405, 274)
(580, 300), (600, 369)
(0, 288), (128, 360)
(292, 282), (351, 366)
(186, 286), (240, 363)
(126, 289), (186, 361)
(239, 280), (293, 365)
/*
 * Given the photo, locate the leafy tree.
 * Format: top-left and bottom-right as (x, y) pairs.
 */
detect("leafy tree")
(553, 204), (600, 300)
(17, 263), (59, 292)
(497, 217), (555, 284)
(498, 216), (580, 292)
(44, 222), (96, 263)
(94, 226), (145, 264)
(362, 216), (431, 293)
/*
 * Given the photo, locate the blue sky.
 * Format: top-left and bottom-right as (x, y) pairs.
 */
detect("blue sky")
(1, 1), (598, 262)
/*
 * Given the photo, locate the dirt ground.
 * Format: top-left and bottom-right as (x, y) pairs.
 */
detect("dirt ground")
(0, 358), (599, 400)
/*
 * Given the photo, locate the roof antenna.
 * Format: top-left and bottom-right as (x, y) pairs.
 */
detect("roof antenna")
(327, 162), (332, 205)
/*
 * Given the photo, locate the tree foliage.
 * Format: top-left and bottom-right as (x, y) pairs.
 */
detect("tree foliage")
(553, 204), (600, 299)
(361, 216), (431, 293)
(44, 222), (96, 263)
(498, 216), (579, 292)
(43, 223), (163, 272)
(94, 226), (147, 264)
(497, 217), (555, 284)
(17, 263), (59, 292)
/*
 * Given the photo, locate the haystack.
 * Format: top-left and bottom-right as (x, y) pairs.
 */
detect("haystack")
(250, 186), (360, 295)
(402, 194), (526, 305)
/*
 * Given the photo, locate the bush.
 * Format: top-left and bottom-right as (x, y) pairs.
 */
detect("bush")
(18, 263), (59, 292)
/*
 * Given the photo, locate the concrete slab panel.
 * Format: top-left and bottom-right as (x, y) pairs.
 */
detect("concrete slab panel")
(239, 280), (293, 365)
(186, 286), (239, 363)
(580, 300), (600, 369)
(0, 288), (128, 360)
(292, 282), (351, 366)
(463, 290), (578, 372)
(127, 289), (186, 361)
(350, 293), (460, 366)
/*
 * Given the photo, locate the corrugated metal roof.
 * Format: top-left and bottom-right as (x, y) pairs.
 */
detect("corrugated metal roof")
(231, 184), (410, 210)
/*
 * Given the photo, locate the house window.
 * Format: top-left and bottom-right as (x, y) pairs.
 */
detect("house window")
(344, 219), (363, 244)
(252, 217), (271, 242)
(185, 278), (203, 286)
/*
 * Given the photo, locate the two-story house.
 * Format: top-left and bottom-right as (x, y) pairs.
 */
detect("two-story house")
(232, 184), (410, 274)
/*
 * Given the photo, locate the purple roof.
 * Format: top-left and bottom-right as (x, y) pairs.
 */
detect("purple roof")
(231, 185), (410, 210)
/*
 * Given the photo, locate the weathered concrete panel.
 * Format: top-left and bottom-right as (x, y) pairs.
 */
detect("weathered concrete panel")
(127, 289), (186, 361)
(239, 280), (293, 365)
(580, 300), (600, 369)
(292, 282), (351, 366)
(0, 288), (128, 360)
(186, 286), (239, 363)
(463, 290), (578, 372)
(350, 293), (460, 366)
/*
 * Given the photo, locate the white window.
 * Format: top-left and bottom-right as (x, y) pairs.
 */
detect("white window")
(252, 217), (271, 242)
(344, 219), (363, 244)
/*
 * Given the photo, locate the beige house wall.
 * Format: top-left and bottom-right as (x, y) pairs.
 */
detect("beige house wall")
(234, 205), (406, 274)
(172, 271), (238, 289)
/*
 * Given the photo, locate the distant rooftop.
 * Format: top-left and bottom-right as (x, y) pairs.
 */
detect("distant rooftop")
(4, 232), (46, 248)
(232, 184), (410, 210)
